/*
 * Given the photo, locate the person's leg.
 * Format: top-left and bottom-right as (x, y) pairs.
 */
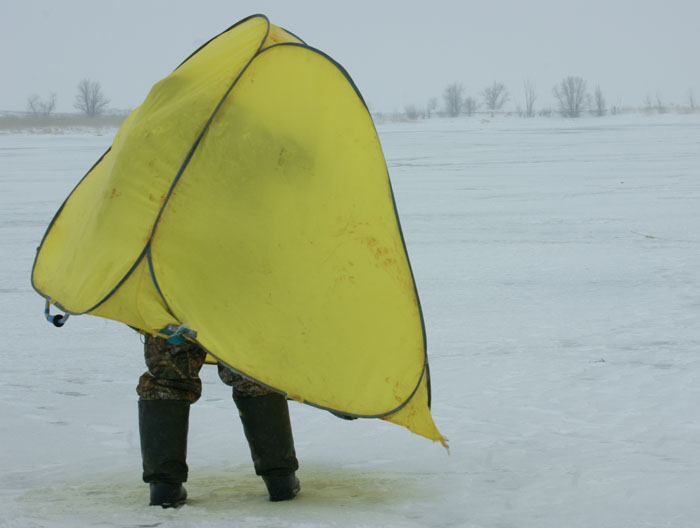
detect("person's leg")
(137, 335), (207, 507)
(218, 365), (300, 501)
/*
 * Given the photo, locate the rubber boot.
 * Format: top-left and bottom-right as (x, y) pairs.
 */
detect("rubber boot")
(138, 400), (190, 508)
(234, 393), (300, 501)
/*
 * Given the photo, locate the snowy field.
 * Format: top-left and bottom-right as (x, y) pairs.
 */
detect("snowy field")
(2, 113), (699, 527)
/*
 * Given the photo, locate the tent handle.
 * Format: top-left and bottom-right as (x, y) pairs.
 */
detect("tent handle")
(44, 300), (69, 328)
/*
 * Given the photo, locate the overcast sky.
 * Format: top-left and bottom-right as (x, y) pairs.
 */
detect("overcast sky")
(2, 0), (699, 114)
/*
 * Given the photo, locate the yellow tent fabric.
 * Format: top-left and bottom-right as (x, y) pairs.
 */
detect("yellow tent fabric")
(32, 14), (445, 446)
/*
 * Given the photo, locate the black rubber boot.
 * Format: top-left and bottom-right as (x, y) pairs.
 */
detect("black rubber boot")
(138, 400), (190, 508)
(234, 393), (300, 501)
(148, 482), (187, 508)
(262, 474), (301, 502)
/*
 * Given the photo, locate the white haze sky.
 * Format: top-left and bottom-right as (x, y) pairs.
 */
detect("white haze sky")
(2, 0), (699, 114)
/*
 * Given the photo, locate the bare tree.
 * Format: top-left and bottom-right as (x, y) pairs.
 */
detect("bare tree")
(426, 97), (438, 118)
(655, 92), (666, 114)
(523, 80), (536, 118)
(553, 76), (587, 117)
(404, 104), (420, 120)
(27, 93), (56, 116)
(593, 86), (606, 116)
(44, 93), (56, 115)
(463, 96), (477, 116)
(74, 79), (109, 116)
(27, 94), (41, 116)
(689, 90), (696, 112)
(482, 81), (509, 115)
(443, 82), (464, 117)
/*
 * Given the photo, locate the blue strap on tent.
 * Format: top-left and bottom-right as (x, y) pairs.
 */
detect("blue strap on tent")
(158, 323), (197, 344)
(44, 300), (69, 327)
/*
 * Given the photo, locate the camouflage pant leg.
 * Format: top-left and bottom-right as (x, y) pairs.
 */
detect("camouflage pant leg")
(217, 363), (275, 399)
(136, 334), (208, 403)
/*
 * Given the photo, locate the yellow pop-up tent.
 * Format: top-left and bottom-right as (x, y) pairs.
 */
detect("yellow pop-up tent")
(32, 14), (445, 446)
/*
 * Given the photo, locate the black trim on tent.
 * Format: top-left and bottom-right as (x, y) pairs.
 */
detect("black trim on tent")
(251, 43), (432, 410)
(151, 41), (430, 419)
(280, 25), (307, 45)
(146, 19), (273, 310)
(255, 42), (370, 111)
(32, 15), (431, 421)
(31, 16), (278, 306)
(30, 147), (112, 306)
(193, 336), (430, 420)
(145, 244), (178, 320)
(174, 14), (269, 71)
(31, 16), (272, 315)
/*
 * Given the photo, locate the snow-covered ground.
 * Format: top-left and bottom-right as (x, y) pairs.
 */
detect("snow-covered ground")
(2, 113), (699, 527)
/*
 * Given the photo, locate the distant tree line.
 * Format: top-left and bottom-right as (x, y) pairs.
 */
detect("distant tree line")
(26, 79), (109, 117)
(401, 77), (697, 120)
